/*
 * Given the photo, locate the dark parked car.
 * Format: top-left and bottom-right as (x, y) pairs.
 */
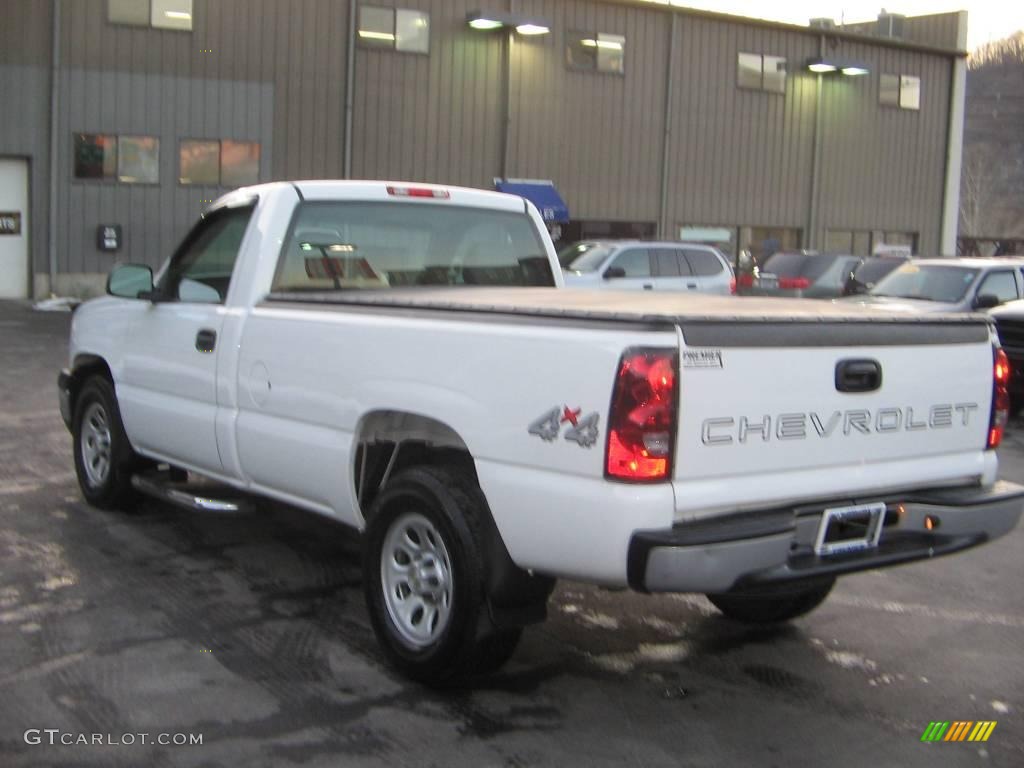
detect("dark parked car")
(841, 255), (909, 295)
(742, 252), (862, 298)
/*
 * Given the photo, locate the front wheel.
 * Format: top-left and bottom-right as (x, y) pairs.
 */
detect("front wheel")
(72, 376), (141, 510)
(363, 465), (520, 685)
(707, 578), (836, 624)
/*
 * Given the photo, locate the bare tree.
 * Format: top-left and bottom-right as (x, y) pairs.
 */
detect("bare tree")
(959, 142), (1000, 237)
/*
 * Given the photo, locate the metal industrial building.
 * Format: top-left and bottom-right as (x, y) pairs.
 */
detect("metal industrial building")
(0, 0), (968, 298)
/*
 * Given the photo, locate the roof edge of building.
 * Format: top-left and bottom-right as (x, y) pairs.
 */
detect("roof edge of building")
(596, 0), (968, 57)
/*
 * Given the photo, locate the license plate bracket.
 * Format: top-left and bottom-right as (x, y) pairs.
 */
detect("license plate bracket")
(814, 502), (886, 556)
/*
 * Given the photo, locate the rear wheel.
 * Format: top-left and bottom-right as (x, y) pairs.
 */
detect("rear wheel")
(72, 376), (141, 510)
(363, 465), (521, 685)
(707, 578), (835, 624)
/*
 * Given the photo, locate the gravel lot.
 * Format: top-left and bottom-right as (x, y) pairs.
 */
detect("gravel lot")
(1, 299), (1021, 767)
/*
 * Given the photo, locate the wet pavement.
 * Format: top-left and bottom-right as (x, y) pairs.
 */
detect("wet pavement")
(0, 299), (1022, 767)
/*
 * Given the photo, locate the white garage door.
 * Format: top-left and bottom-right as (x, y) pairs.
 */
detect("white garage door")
(0, 159), (29, 299)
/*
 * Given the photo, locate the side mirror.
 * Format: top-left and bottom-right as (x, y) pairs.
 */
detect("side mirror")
(974, 293), (1001, 310)
(107, 264), (154, 299)
(603, 266), (626, 280)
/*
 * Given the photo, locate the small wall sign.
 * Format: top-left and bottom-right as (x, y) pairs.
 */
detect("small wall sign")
(0, 212), (21, 235)
(97, 224), (122, 252)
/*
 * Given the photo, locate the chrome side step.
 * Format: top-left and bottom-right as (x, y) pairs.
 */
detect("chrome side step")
(131, 473), (251, 514)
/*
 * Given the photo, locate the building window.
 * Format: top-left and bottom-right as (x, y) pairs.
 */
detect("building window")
(179, 140), (220, 185)
(358, 6), (429, 53)
(741, 226), (802, 262)
(179, 139), (260, 187)
(220, 141), (260, 187)
(872, 230), (918, 253)
(108, 0), (193, 31)
(880, 73), (920, 110)
(737, 53), (787, 94)
(567, 32), (626, 74)
(108, 0), (149, 26)
(117, 136), (160, 184)
(74, 134), (118, 179)
(824, 229), (873, 256)
(680, 225), (737, 257)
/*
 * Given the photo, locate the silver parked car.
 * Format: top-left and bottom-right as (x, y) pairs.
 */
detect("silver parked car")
(838, 257), (1024, 313)
(560, 240), (734, 294)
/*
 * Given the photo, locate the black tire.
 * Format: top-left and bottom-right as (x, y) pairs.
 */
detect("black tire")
(362, 465), (520, 685)
(707, 578), (836, 625)
(72, 375), (141, 510)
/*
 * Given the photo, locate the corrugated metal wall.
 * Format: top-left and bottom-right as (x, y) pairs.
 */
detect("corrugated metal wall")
(0, 1), (54, 287)
(352, 0), (505, 187)
(0, 0), (962, 290)
(816, 41), (952, 254)
(665, 16), (819, 234)
(508, 0), (669, 222)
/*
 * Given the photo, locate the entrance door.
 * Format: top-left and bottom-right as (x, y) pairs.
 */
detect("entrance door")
(0, 159), (29, 298)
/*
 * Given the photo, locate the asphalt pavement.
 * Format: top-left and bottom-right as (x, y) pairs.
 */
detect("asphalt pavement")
(0, 299), (1021, 767)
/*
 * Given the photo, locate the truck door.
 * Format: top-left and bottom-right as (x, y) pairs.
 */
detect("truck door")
(116, 203), (255, 475)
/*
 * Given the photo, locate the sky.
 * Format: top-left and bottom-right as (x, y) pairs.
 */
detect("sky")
(640, 1), (1024, 51)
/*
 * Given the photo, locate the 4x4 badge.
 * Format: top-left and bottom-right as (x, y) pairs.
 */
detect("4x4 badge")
(529, 406), (600, 448)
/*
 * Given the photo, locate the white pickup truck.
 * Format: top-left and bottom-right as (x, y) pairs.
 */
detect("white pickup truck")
(59, 181), (1023, 685)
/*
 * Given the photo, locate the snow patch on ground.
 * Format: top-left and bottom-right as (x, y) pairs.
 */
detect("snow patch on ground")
(586, 642), (691, 674)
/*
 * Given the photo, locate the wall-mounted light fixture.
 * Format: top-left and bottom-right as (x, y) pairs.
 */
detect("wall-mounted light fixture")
(465, 10), (550, 36)
(805, 57), (870, 76)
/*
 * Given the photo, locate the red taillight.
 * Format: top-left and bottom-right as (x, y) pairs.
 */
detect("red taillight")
(988, 347), (1011, 449)
(729, 277), (737, 294)
(778, 277), (811, 290)
(737, 274), (754, 289)
(386, 185), (450, 199)
(606, 348), (678, 482)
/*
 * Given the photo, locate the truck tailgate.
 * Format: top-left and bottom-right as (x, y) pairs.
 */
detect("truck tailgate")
(674, 319), (997, 518)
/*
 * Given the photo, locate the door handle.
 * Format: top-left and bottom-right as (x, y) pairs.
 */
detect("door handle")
(195, 328), (217, 353)
(687, 283), (698, 289)
(643, 283), (653, 290)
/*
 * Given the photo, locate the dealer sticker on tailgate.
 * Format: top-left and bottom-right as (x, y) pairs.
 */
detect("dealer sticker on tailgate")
(682, 349), (722, 369)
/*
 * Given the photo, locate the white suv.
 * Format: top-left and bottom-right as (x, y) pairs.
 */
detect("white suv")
(560, 240), (735, 294)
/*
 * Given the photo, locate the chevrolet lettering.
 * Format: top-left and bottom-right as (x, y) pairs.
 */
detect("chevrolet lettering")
(702, 403), (981, 445)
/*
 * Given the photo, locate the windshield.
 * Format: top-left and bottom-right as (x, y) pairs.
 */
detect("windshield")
(869, 264), (979, 302)
(853, 258), (906, 285)
(561, 243), (616, 273)
(272, 201), (553, 291)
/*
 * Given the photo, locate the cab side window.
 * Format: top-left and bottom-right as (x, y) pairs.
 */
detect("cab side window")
(612, 248), (652, 277)
(977, 271), (1018, 304)
(161, 204), (255, 303)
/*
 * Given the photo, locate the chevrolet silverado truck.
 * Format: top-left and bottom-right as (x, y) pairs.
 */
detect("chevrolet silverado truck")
(59, 181), (1023, 685)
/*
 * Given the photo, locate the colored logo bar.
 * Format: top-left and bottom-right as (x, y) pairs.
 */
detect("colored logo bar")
(921, 721), (997, 742)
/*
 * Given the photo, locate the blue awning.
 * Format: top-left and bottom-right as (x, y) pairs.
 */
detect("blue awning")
(494, 179), (569, 223)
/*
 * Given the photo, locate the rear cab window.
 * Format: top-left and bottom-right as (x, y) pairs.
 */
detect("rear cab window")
(273, 201), (554, 291)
